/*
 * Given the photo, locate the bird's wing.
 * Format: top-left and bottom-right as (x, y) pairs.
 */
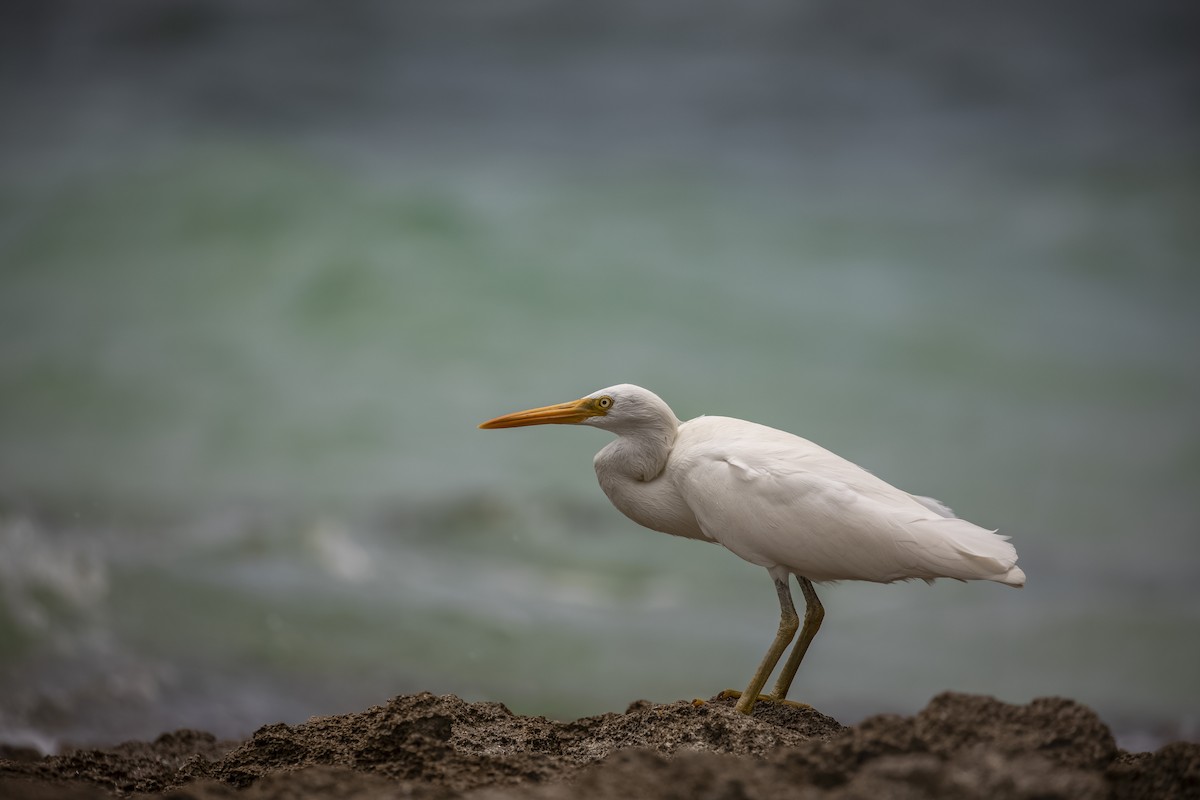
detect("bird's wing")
(909, 494), (957, 518)
(673, 418), (1021, 585)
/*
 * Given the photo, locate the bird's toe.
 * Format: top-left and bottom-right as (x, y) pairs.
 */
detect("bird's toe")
(715, 689), (812, 710)
(764, 695), (812, 709)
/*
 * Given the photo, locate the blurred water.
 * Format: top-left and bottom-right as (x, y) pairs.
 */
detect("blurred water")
(1, 0), (1198, 752)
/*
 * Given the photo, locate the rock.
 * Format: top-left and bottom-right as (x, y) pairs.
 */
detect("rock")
(0, 692), (1193, 799)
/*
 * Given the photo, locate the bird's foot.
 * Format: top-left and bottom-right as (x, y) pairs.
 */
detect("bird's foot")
(715, 689), (812, 710)
(769, 697), (812, 710)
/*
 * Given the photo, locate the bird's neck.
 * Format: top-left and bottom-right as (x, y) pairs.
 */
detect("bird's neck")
(597, 422), (677, 483)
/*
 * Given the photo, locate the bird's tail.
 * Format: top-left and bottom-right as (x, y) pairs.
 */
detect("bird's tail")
(901, 516), (1025, 587)
(903, 495), (1024, 587)
(997, 563), (1026, 588)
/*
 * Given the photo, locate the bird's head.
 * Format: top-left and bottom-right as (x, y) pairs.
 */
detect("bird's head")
(478, 384), (678, 434)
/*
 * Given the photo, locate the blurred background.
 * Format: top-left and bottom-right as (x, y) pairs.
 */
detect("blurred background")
(1, 0), (1198, 754)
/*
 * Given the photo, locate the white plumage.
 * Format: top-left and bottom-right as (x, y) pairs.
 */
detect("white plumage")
(480, 383), (1024, 713)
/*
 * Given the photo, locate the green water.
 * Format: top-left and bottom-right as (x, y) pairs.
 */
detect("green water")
(2, 1), (1199, 750)
(1, 142), (1197, 750)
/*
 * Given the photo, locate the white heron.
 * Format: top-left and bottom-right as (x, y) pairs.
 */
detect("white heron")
(479, 384), (1024, 714)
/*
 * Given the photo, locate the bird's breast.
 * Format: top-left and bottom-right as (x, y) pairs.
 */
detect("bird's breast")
(594, 455), (708, 543)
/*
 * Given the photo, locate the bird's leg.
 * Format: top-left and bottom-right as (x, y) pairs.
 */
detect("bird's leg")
(770, 576), (824, 701)
(733, 576), (799, 715)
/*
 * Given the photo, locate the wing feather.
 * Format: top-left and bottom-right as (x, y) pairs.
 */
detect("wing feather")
(671, 417), (1023, 586)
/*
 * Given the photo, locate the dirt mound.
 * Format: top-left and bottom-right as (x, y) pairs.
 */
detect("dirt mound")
(1, 692), (1196, 799)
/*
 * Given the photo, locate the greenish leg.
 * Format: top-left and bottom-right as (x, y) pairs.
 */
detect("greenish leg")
(733, 577), (799, 715)
(770, 576), (824, 701)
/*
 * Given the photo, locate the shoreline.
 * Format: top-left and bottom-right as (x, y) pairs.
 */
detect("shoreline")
(2, 691), (1197, 799)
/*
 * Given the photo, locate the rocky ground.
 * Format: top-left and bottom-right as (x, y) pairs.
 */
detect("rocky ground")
(1, 692), (1196, 799)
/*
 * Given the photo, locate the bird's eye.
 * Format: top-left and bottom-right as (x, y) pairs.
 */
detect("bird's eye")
(597, 396), (613, 410)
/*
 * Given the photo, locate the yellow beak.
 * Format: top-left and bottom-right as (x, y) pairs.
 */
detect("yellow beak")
(478, 397), (600, 429)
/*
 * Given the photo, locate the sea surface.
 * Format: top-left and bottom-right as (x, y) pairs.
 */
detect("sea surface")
(1, 1), (1197, 753)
